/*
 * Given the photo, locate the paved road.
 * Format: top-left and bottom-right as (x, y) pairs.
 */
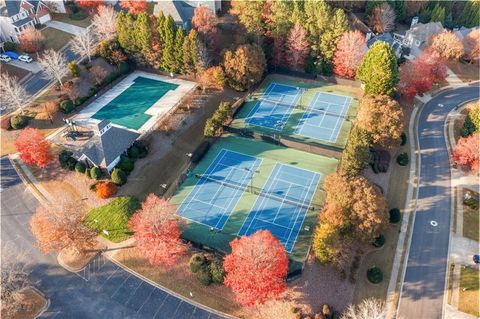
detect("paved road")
(397, 85), (480, 319)
(0, 157), (225, 319)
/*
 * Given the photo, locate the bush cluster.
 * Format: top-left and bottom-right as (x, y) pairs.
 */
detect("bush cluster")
(60, 99), (75, 113)
(370, 148), (390, 174)
(96, 181), (118, 199)
(188, 253), (225, 286)
(58, 150), (77, 170)
(367, 266), (383, 284)
(396, 152), (409, 166)
(372, 234), (385, 248)
(460, 107), (480, 137)
(111, 168), (127, 185)
(389, 208), (401, 223)
(10, 115), (30, 130)
(203, 102), (232, 137)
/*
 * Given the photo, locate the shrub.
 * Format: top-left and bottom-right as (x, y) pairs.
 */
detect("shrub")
(460, 107), (480, 137)
(189, 253), (208, 273)
(463, 193), (479, 209)
(367, 266), (383, 283)
(209, 259), (225, 284)
(59, 99), (75, 113)
(372, 234), (385, 248)
(10, 115), (29, 130)
(1, 116), (11, 130)
(3, 41), (17, 51)
(111, 168), (127, 185)
(128, 146), (140, 158)
(195, 267), (213, 286)
(88, 86), (100, 97)
(129, 141), (148, 158)
(118, 61), (130, 74)
(96, 181), (118, 199)
(85, 168), (91, 178)
(322, 304), (332, 318)
(68, 62), (80, 77)
(58, 150), (73, 169)
(397, 152), (409, 166)
(75, 161), (86, 173)
(116, 156), (134, 174)
(389, 208), (401, 223)
(89, 182), (99, 192)
(66, 157), (77, 171)
(70, 9), (88, 20)
(74, 96), (89, 106)
(90, 167), (102, 180)
(400, 132), (407, 146)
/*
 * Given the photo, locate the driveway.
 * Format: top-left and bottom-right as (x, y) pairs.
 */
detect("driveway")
(0, 157), (226, 319)
(397, 86), (480, 319)
(45, 20), (86, 35)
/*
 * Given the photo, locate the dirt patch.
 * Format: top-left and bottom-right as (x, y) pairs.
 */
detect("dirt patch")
(6, 287), (47, 319)
(58, 245), (103, 272)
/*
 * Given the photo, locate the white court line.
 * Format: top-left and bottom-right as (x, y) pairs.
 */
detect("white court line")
(245, 83), (277, 121)
(326, 99), (350, 142)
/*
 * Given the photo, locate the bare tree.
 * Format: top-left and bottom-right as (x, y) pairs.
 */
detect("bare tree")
(0, 73), (31, 113)
(38, 49), (68, 86)
(92, 5), (118, 41)
(90, 65), (108, 85)
(341, 298), (386, 319)
(197, 39), (212, 72)
(370, 3), (396, 34)
(1, 242), (33, 317)
(71, 28), (96, 63)
(41, 101), (59, 124)
(61, 81), (80, 101)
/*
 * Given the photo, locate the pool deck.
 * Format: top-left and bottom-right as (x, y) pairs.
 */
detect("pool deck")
(72, 71), (197, 134)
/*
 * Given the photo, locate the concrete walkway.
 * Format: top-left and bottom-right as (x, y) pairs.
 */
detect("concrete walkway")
(8, 59), (42, 73)
(445, 67), (464, 86)
(45, 20), (86, 35)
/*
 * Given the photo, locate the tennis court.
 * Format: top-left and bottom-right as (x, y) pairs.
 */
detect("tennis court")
(237, 163), (321, 253)
(177, 149), (262, 230)
(295, 92), (352, 142)
(245, 83), (302, 131)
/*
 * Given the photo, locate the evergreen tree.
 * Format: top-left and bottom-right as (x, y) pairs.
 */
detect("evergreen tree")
(161, 15), (177, 72)
(135, 13), (151, 54)
(268, 0), (293, 36)
(118, 13), (137, 52)
(117, 11), (128, 50)
(430, 4), (445, 24)
(303, 0), (331, 41)
(290, 0), (305, 26)
(457, 0), (480, 28)
(356, 41), (399, 96)
(183, 29), (200, 76)
(174, 27), (185, 73)
(319, 8), (349, 62)
(365, 0), (385, 18)
(157, 10), (166, 45)
(389, 0), (406, 22)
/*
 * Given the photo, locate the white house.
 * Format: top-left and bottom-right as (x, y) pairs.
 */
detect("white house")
(0, 0), (65, 43)
(398, 21), (444, 57)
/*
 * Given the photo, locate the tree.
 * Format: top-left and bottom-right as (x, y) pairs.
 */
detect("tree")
(341, 298), (386, 319)
(76, 0), (103, 12)
(456, 0), (480, 28)
(429, 31), (464, 61)
(267, 0), (294, 36)
(285, 23), (310, 71)
(319, 8), (349, 63)
(0, 73), (31, 113)
(90, 65), (108, 85)
(92, 5), (118, 41)
(451, 133), (480, 173)
(461, 104), (480, 137)
(128, 194), (187, 266)
(61, 81), (80, 101)
(223, 44), (266, 91)
(18, 26), (45, 53)
(192, 4), (219, 50)
(271, 36), (285, 67)
(430, 3), (446, 24)
(15, 128), (53, 168)
(356, 41), (399, 95)
(464, 29), (480, 64)
(340, 127), (371, 177)
(183, 29), (201, 76)
(96, 181), (118, 198)
(223, 230), (288, 306)
(117, 12), (136, 52)
(355, 95), (404, 148)
(161, 15), (178, 73)
(38, 49), (68, 86)
(230, 0), (266, 36)
(40, 101), (58, 124)
(333, 30), (367, 79)
(174, 27), (186, 73)
(370, 3), (396, 33)
(199, 66), (225, 91)
(71, 28), (96, 63)
(135, 13), (152, 54)
(119, 0), (146, 14)
(30, 199), (97, 255)
(406, 1), (426, 17)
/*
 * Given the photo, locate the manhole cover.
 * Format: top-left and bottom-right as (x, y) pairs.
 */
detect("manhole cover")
(430, 220), (438, 227)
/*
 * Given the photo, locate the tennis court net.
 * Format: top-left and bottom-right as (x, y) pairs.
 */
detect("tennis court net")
(195, 173), (318, 211)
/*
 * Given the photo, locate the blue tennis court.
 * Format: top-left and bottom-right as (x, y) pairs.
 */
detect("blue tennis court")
(238, 164), (321, 253)
(177, 149), (261, 230)
(296, 92), (352, 142)
(245, 83), (302, 131)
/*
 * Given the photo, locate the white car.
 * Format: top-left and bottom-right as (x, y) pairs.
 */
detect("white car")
(0, 54), (11, 62)
(18, 55), (32, 63)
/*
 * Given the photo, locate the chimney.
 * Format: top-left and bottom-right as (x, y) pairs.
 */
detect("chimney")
(411, 17), (419, 28)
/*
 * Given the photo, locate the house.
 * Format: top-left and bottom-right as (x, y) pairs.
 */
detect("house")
(399, 21), (444, 57)
(0, 0), (65, 43)
(367, 32), (403, 58)
(74, 120), (140, 173)
(153, 0), (221, 29)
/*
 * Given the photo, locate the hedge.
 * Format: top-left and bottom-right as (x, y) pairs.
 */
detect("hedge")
(10, 115), (29, 130)
(60, 99), (75, 113)
(116, 156), (134, 174)
(367, 266), (383, 284)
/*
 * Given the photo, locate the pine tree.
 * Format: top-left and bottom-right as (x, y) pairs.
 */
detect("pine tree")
(303, 0), (331, 40)
(457, 0), (480, 28)
(183, 29), (200, 76)
(117, 11), (128, 49)
(268, 0), (293, 36)
(118, 13), (137, 52)
(388, 0), (406, 22)
(157, 10), (166, 45)
(135, 13), (151, 54)
(430, 4), (445, 24)
(319, 8), (349, 62)
(161, 15), (177, 73)
(356, 41), (399, 96)
(174, 27), (185, 73)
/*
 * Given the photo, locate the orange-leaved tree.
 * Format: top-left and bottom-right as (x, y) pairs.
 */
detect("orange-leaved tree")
(128, 194), (187, 266)
(119, 0), (146, 14)
(18, 26), (45, 53)
(223, 230), (288, 306)
(96, 181), (118, 199)
(333, 30), (367, 79)
(199, 66), (225, 91)
(15, 128), (53, 168)
(429, 31), (464, 61)
(452, 133), (480, 173)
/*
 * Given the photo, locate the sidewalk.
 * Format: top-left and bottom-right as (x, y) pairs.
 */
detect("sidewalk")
(45, 20), (86, 35)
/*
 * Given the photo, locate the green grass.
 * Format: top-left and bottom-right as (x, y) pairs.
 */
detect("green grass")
(170, 135), (339, 273)
(52, 13), (91, 28)
(85, 196), (140, 243)
(41, 28), (73, 51)
(459, 265), (479, 317)
(463, 190), (479, 241)
(231, 73), (362, 150)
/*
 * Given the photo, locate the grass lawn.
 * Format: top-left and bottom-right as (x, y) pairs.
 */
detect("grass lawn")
(51, 13), (91, 28)
(463, 189), (479, 241)
(85, 196), (140, 243)
(41, 27), (73, 51)
(459, 265), (480, 317)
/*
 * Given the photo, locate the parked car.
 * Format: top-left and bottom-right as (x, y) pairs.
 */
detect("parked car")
(0, 54), (11, 62)
(18, 55), (32, 63)
(3, 51), (19, 59)
(474, 254), (480, 264)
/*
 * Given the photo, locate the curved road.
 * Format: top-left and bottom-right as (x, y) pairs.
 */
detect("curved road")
(0, 157), (224, 319)
(397, 85), (480, 319)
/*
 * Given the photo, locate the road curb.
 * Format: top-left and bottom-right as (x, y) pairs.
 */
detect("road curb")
(8, 155), (51, 204)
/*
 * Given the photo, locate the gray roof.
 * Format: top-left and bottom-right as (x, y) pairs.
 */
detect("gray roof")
(97, 119), (110, 132)
(76, 124), (139, 168)
(367, 33), (394, 47)
(406, 22), (444, 44)
(154, 0), (195, 25)
(4, 0), (21, 16)
(12, 16), (34, 27)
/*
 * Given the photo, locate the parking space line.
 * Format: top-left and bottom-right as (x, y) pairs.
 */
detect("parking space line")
(111, 273), (131, 298)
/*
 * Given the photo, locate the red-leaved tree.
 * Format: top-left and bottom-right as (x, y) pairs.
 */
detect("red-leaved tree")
(285, 23), (310, 71)
(119, 0), (146, 14)
(192, 5), (219, 51)
(15, 128), (53, 168)
(76, 0), (104, 13)
(223, 230), (288, 306)
(128, 194), (187, 266)
(272, 36), (285, 67)
(333, 30), (367, 79)
(18, 26), (45, 53)
(452, 133), (480, 173)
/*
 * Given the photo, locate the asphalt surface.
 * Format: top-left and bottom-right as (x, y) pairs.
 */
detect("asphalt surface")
(0, 157), (225, 319)
(397, 85), (480, 319)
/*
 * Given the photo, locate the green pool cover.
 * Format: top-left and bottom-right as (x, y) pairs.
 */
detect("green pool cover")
(92, 76), (179, 130)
